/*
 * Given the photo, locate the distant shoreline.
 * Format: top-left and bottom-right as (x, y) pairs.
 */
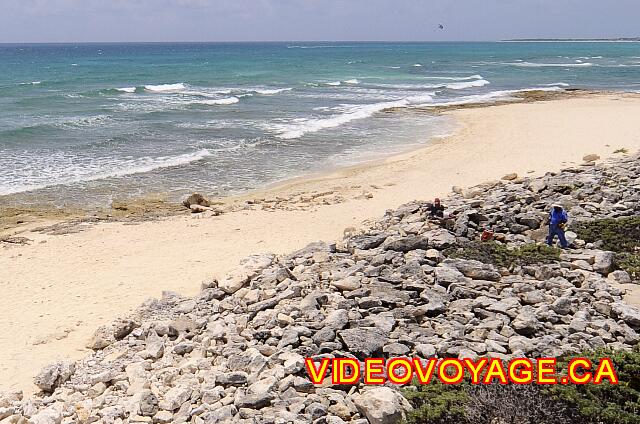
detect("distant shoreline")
(502, 38), (640, 42)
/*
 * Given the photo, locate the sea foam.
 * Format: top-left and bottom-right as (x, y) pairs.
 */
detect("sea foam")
(509, 62), (594, 68)
(422, 74), (484, 81)
(253, 88), (293, 95)
(0, 150), (213, 196)
(190, 97), (240, 105)
(269, 94), (434, 140)
(413, 86), (564, 108)
(144, 83), (187, 92)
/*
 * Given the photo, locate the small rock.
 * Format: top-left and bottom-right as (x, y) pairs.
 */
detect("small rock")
(183, 193), (210, 208)
(583, 154), (600, 162)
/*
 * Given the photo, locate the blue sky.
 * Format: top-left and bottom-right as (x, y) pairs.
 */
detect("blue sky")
(1, 0), (638, 43)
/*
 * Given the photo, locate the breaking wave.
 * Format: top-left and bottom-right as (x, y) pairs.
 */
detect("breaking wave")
(252, 88), (293, 95)
(422, 74), (484, 81)
(144, 83), (187, 92)
(267, 94), (434, 140)
(189, 97), (240, 105)
(412, 87), (564, 108)
(509, 62), (594, 68)
(0, 149), (212, 196)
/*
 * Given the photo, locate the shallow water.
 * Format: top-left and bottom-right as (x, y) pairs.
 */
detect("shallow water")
(1, 42), (638, 206)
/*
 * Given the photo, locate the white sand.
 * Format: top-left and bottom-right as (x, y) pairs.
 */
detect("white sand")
(1, 93), (640, 392)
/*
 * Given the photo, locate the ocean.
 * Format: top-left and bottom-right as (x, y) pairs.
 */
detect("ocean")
(1, 42), (639, 207)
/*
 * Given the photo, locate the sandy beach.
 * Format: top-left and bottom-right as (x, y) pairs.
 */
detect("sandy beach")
(2, 92), (640, 393)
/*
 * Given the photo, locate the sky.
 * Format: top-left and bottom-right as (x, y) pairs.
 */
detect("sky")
(1, 0), (639, 43)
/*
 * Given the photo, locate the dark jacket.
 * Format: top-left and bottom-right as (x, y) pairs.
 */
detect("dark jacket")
(430, 203), (445, 218)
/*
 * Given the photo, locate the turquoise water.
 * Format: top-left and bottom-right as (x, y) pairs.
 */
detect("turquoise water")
(1, 42), (639, 206)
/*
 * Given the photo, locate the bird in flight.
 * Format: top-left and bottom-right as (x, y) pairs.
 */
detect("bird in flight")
(438, 24), (445, 30)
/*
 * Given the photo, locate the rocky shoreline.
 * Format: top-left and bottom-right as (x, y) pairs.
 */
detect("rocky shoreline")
(1, 153), (639, 424)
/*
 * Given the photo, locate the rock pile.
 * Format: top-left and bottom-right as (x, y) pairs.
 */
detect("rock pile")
(1, 154), (639, 424)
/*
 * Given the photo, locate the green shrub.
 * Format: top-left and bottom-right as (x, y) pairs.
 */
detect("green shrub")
(402, 347), (640, 424)
(444, 241), (561, 268)
(403, 380), (469, 424)
(548, 346), (640, 424)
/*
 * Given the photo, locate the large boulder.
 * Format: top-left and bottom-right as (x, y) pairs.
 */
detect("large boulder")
(383, 235), (429, 253)
(158, 386), (192, 411)
(611, 302), (640, 330)
(442, 259), (501, 281)
(516, 213), (543, 230)
(347, 233), (388, 250)
(352, 387), (412, 424)
(338, 328), (387, 358)
(218, 254), (274, 294)
(608, 270), (633, 285)
(593, 251), (615, 275)
(0, 390), (22, 408)
(182, 193), (210, 208)
(28, 404), (63, 424)
(86, 318), (139, 350)
(34, 361), (75, 393)
(425, 229), (457, 249)
(434, 266), (468, 288)
(511, 307), (543, 336)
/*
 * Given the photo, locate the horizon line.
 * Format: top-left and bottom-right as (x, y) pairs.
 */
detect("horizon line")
(1, 37), (637, 45)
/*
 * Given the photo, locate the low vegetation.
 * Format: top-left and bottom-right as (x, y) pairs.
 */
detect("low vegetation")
(403, 347), (640, 424)
(549, 348), (640, 424)
(444, 241), (561, 269)
(573, 216), (640, 280)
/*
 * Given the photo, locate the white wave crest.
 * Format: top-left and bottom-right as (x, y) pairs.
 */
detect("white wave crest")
(422, 74), (483, 81)
(180, 89), (229, 97)
(370, 79), (490, 91)
(344, 79), (360, 85)
(509, 62), (594, 68)
(413, 64), (423, 67)
(326, 81), (342, 86)
(253, 88), (293, 95)
(0, 150), (212, 196)
(20, 81), (42, 86)
(190, 97), (240, 105)
(117, 87), (136, 93)
(413, 86), (563, 108)
(144, 83), (187, 92)
(444, 79), (491, 90)
(268, 93), (435, 140)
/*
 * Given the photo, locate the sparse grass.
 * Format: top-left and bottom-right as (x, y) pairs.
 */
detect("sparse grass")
(444, 241), (561, 268)
(614, 148), (629, 154)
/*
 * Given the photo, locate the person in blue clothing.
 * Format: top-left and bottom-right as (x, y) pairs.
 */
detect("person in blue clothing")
(547, 204), (569, 248)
